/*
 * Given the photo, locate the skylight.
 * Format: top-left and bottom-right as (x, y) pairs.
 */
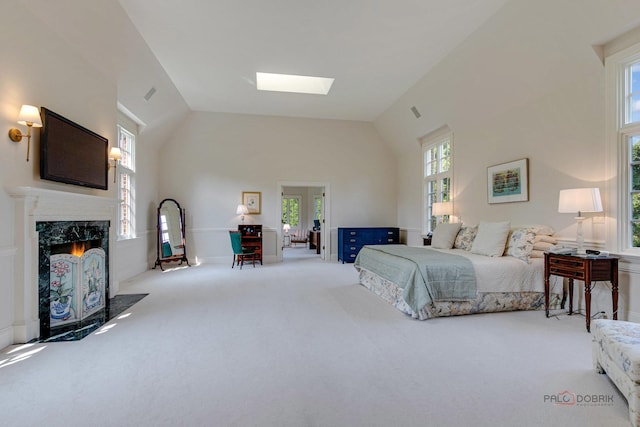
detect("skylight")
(256, 72), (334, 95)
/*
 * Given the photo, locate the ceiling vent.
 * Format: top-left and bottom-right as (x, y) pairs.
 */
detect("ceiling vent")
(410, 106), (421, 119)
(144, 86), (157, 101)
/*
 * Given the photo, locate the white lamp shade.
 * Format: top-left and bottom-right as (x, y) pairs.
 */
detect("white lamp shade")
(109, 147), (122, 161)
(17, 105), (42, 127)
(432, 202), (453, 216)
(558, 188), (603, 215)
(283, 223), (291, 232)
(236, 204), (249, 215)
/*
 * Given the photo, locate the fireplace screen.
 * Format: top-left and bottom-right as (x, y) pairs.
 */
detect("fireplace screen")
(49, 246), (106, 327)
(37, 220), (110, 339)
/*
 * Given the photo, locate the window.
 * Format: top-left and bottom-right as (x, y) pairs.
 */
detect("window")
(608, 45), (640, 251)
(282, 196), (300, 227)
(116, 124), (136, 239)
(313, 195), (322, 221)
(422, 134), (452, 234)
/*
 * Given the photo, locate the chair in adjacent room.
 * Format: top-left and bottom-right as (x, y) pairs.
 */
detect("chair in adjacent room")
(229, 230), (257, 269)
(290, 229), (308, 247)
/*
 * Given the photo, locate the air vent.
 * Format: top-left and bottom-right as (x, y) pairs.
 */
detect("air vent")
(144, 86), (157, 101)
(410, 106), (421, 118)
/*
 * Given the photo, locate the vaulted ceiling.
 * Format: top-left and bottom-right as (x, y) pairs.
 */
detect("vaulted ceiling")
(118, 0), (511, 122)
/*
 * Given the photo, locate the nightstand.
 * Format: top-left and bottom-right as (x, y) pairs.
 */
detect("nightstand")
(544, 252), (618, 332)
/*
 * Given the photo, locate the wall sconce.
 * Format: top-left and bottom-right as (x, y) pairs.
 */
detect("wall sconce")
(107, 147), (122, 183)
(8, 105), (43, 162)
(558, 188), (603, 254)
(236, 204), (249, 224)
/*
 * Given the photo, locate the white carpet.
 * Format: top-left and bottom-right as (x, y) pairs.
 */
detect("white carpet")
(0, 255), (631, 427)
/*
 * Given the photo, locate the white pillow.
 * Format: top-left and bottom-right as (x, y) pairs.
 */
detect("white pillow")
(431, 223), (462, 249)
(470, 221), (511, 257)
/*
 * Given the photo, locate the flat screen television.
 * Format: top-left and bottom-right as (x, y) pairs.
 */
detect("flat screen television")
(40, 107), (109, 190)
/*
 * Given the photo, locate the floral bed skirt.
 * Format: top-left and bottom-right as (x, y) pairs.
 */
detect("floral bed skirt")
(358, 267), (563, 320)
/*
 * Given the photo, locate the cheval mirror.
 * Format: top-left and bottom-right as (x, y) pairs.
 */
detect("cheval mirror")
(153, 198), (191, 271)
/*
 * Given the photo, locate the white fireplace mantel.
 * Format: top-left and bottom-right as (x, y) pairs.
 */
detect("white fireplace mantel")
(7, 186), (118, 343)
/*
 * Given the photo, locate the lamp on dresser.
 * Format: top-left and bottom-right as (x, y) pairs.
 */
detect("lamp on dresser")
(236, 204), (249, 224)
(558, 187), (603, 255)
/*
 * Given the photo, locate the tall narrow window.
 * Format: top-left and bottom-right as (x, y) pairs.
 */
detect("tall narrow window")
(314, 195), (322, 221)
(422, 134), (452, 234)
(282, 196), (301, 228)
(117, 124), (136, 239)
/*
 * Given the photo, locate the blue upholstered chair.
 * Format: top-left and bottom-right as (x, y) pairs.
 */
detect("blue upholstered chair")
(229, 231), (257, 269)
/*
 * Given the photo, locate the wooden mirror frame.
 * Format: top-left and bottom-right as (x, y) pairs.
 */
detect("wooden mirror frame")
(153, 198), (191, 271)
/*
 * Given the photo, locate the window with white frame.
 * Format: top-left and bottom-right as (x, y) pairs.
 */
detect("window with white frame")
(313, 195), (322, 221)
(282, 196), (301, 228)
(609, 46), (640, 250)
(116, 123), (136, 240)
(422, 134), (452, 234)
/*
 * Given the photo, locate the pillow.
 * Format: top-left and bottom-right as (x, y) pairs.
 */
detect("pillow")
(533, 241), (555, 251)
(431, 223), (462, 249)
(453, 225), (478, 251)
(504, 227), (535, 262)
(470, 221), (511, 257)
(530, 249), (545, 258)
(534, 235), (557, 244)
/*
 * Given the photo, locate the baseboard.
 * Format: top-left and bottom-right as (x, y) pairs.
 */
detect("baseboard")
(0, 326), (13, 350)
(625, 310), (640, 323)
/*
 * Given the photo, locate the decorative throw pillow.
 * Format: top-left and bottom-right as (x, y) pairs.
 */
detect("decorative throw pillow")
(530, 249), (545, 258)
(504, 227), (536, 262)
(533, 241), (555, 252)
(454, 225), (478, 251)
(431, 223), (462, 249)
(534, 235), (557, 244)
(470, 221), (511, 257)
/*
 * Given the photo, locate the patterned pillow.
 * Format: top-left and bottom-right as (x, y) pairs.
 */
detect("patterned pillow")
(454, 225), (478, 251)
(504, 227), (536, 262)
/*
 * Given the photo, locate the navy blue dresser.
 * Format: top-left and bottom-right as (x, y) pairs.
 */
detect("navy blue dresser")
(338, 227), (400, 263)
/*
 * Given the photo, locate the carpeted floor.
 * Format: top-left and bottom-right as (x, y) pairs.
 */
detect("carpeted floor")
(0, 256), (631, 427)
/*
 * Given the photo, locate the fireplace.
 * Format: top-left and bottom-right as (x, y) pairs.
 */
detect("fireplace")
(37, 221), (110, 339)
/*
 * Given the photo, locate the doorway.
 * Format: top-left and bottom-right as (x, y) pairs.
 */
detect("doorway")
(278, 181), (329, 262)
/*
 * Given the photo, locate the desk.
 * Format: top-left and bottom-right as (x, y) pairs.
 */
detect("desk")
(544, 252), (618, 332)
(309, 230), (321, 254)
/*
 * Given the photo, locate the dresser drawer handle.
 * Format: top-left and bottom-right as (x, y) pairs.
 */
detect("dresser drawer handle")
(387, 231), (394, 235)
(350, 231), (356, 235)
(349, 239), (356, 243)
(350, 246), (356, 250)
(349, 254), (356, 258)
(387, 239), (394, 242)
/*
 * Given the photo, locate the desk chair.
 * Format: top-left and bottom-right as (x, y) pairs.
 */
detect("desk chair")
(229, 231), (258, 269)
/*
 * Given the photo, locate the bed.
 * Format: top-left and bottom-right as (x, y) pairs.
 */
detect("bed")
(353, 222), (564, 320)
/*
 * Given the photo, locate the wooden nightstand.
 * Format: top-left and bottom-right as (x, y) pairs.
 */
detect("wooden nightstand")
(544, 252), (618, 332)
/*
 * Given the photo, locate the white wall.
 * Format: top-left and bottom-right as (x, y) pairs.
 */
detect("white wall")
(158, 112), (397, 264)
(0, 1), (188, 346)
(375, 0), (640, 320)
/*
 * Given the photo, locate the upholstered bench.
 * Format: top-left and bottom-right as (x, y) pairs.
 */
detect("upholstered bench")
(592, 319), (640, 427)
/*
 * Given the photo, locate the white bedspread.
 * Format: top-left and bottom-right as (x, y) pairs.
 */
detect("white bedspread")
(427, 248), (558, 295)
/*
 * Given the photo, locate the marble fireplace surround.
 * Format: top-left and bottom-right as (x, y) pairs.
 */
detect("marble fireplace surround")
(8, 187), (117, 343)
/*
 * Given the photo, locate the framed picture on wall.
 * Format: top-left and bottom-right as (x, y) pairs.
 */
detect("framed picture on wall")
(242, 191), (261, 214)
(487, 158), (529, 204)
